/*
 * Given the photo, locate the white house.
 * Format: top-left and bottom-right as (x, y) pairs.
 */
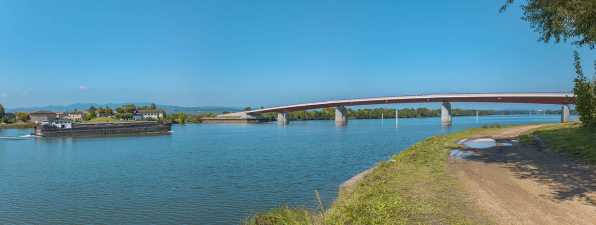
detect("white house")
(137, 109), (164, 119)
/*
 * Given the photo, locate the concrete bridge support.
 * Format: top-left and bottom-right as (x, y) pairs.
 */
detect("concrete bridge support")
(335, 106), (348, 124)
(277, 113), (289, 124)
(561, 104), (570, 123)
(441, 102), (452, 124)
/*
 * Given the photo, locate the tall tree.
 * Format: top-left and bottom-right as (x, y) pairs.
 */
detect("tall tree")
(0, 103), (4, 119)
(500, 0), (596, 49)
(17, 112), (30, 122)
(150, 103), (157, 110)
(572, 51), (596, 123)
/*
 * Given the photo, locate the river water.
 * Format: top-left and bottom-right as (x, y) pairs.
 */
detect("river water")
(0, 114), (575, 224)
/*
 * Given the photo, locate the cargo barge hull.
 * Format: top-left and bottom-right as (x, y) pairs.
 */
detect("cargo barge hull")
(36, 121), (172, 137)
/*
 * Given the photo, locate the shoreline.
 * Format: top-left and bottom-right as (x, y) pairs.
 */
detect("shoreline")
(0, 123), (36, 130)
(246, 122), (596, 224)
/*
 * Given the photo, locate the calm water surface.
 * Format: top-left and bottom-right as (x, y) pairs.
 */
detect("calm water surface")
(0, 115), (575, 224)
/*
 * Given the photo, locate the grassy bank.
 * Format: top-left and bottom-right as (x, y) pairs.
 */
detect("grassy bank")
(530, 122), (596, 163)
(246, 126), (509, 224)
(0, 123), (37, 129)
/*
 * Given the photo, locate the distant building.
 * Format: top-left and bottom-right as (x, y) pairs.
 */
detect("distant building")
(55, 112), (67, 119)
(69, 111), (89, 121)
(137, 109), (164, 119)
(96, 113), (111, 117)
(30, 111), (56, 124)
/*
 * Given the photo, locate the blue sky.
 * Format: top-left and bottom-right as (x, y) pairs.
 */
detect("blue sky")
(0, 0), (594, 110)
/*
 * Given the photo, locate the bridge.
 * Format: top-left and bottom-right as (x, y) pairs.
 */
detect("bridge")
(219, 92), (575, 124)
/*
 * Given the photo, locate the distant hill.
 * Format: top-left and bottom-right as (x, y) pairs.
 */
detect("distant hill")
(5, 103), (242, 115)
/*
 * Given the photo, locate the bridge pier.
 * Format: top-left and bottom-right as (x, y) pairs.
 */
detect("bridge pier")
(277, 113), (289, 124)
(441, 102), (452, 124)
(335, 106), (348, 124)
(561, 104), (570, 123)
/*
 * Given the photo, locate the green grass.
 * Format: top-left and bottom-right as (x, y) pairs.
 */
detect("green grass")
(517, 134), (537, 145)
(245, 125), (518, 224)
(530, 122), (596, 163)
(0, 123), (37, 128)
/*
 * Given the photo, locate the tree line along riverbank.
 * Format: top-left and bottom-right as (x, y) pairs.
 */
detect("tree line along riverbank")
(244, 122), (595, 224)
(260, 107), (574, 121)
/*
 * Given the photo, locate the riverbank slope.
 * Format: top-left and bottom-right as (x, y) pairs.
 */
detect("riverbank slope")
(247, 123), (596, 224)
(0, 123), (36, 129)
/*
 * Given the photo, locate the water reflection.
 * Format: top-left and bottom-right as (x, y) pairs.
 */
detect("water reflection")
(441, 123), (452, 133)
(464, 138), (497, 149)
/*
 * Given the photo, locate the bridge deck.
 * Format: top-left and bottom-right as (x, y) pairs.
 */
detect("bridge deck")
(238, 92), (574, 115)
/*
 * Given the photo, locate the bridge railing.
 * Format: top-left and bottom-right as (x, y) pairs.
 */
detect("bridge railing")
(247, 92), (574, 113)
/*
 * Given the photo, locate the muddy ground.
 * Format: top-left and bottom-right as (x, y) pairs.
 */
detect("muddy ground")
(448, 124), (596, 224)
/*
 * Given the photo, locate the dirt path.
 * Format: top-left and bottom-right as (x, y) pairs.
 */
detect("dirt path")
(448, 124), (596, 224)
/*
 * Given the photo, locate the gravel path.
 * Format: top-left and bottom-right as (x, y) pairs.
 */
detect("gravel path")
(448, 124), (596, 224)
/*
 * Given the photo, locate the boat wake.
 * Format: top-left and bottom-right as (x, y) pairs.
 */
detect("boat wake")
(0, 134), (35, 140)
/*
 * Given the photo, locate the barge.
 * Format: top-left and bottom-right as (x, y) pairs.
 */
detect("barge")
(35, 121), (172, 137)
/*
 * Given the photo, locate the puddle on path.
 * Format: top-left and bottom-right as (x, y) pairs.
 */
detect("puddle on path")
(464, 138), (497, 149)
(501, 143), (513, 146)
(457, 139), (467, 144)
(450, 150), (473, 159)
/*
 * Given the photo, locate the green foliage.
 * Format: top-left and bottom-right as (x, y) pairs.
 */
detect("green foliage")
(114, 113), (134, 120)
(482, 123), (502, 129)
(222, 111), (230, 114)
(124, 107), (136, 113)
(178, 113), (187, 122)
(0, 103), (4, 119)
(16, 112), (30, 122)
(531, 123), (596, 163)
(517, 134), (537, 145)
(243, 107), (252, 111)
(246, 204), (317, 224)
(84, 112), (96, 121)
(0, 123), (36, 128)
(263, 107), (520, 122)
(501, 0), (596, 49)
(99, 106), (114, 115)
(571, 51), (596, 130)
(150, 103), (157, 110)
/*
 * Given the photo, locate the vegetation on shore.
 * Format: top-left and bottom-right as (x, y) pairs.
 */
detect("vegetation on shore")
(0, 123), (36, 129)
(259, 107), (573, 122)
(517, 134), (537, 146)
(530, 122), (596, 163)
(246, 125), (512, 224)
